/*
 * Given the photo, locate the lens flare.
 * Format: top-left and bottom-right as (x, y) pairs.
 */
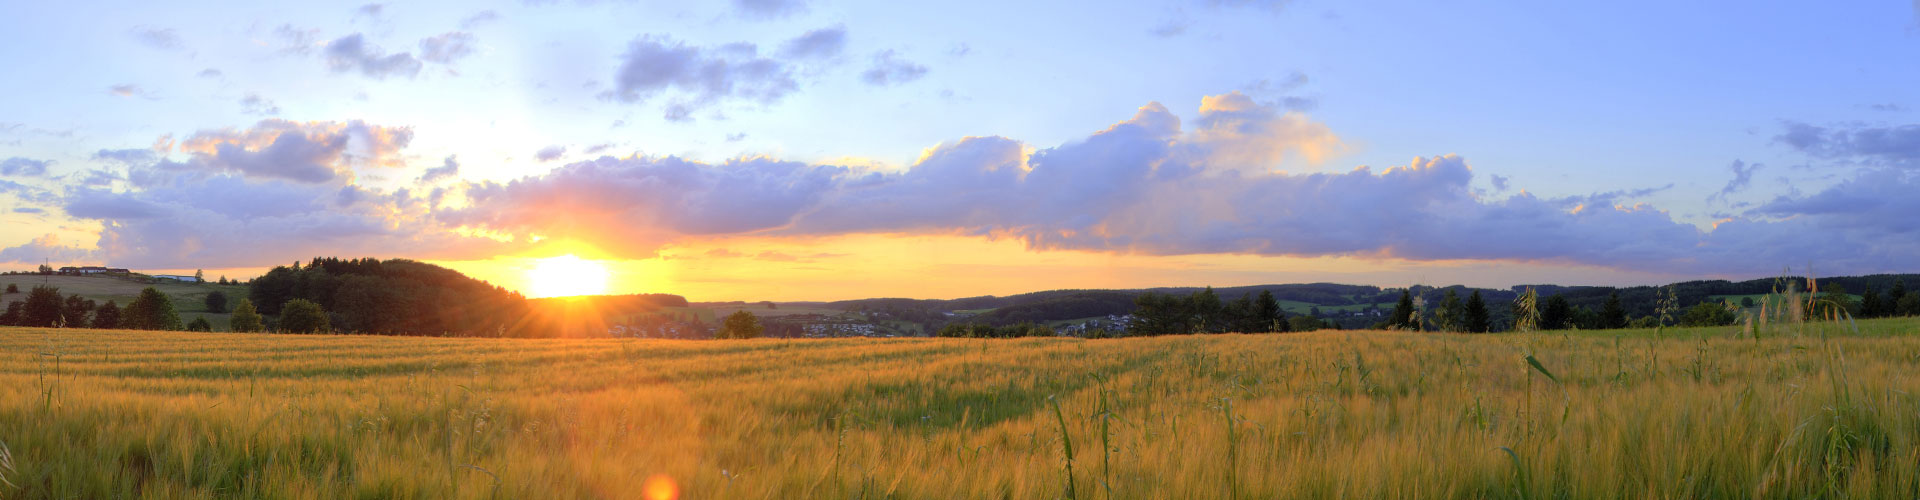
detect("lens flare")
(643, 474), (679, 500)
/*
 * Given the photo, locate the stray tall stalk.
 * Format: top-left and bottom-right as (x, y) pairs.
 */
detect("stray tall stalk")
(1050, 396), (1077, 500)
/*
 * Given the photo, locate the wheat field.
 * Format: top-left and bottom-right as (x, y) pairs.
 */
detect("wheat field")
(4, 319), (1920, 499)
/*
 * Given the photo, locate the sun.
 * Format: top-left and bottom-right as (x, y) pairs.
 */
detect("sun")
(526, 254), (610, 298)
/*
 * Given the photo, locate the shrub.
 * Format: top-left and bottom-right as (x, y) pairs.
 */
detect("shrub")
(204, 291), (228, 313)
(21, 286), (65, 327)
(278, 299), (330, 334)
(186, 316), (212, 332)
(125, 287), (183, 331)
(229, 298), (262, 333)
(1678, 302), (1736, 327)
(92, 301), (121, 329)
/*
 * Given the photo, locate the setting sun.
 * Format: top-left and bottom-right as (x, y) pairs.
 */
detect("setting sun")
(526, 254), (610, 298)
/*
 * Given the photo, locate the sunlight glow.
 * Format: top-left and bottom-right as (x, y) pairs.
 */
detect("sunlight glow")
(643, 474), (679, 500)
(526, 254), (610, 298)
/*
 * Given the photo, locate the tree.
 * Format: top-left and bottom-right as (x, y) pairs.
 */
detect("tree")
(1255, 290), (1287, 333)
(1434, 289), (1465, 332)
(204, 291), (229, 313)
(1679, 301), (1736, 327)
(62, 294), (93, 328)
(37, 264), (52, 274)
(92, 300), (121, 329)
(0, 301), (21, 326)
(1860, 286), (1884, 318)
(124, 287), (183, 331)
(1386, 290), (1416, 330)
(186, 316), (213, 332)
(194, 269), (204, 282)
(1891, 279), (1909, 315)
(1463, 291), (1490, 333)
(1221, 293), (1256, 333)
(717, 310), (764, 339)
(1188, 287), (1223, 333)
(1601, 291), (1628, 329)
(1901, 293), (1920, 317)
(1740, 297), (1755, 308)
(278, 299), (330, 334)
(1130, 292), (1188, 336)
(1541, 295), (1572, 330)
(1816, 282), (1857, 318)
(3, 283), (15, 294)
(21, 285), (65, 327)
(229, 298), (262, 333)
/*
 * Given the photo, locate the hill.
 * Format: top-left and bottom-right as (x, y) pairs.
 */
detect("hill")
(809, 273), (1920, 332)
(0, 273), (248, 328)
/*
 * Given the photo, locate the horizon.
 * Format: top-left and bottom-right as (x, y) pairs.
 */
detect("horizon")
(5, 1), (1919, 301)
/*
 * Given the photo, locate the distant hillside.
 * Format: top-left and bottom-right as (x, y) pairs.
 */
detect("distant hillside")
(251, 257), (690, 337)
(526, 293), (690, 337)
(819, 273), (1920, 330)
(0, 273), (248, 328)
(250, 258), (534, 336)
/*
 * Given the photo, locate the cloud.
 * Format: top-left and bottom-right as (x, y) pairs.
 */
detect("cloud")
(1150, 18), (1190, 37)
(439, 156), (849, 253)
(1206, 0), (1294, 11)
(1775, 121), (1920, 166)
(752, 251), (843, 262)
(419, 156), (460, 184)
(12, 207), (42, 214)
(0, 178), (57, 205)
(1711, 160), (1761, 202)
(355, 3), (385, 20)
(1489, 174), (1510, 191)
(461, 10), (500, 29)
(63, 191), (166, 219)
(68, 176), (502, 269)
(198, 68), (223, 78)
(1189, 91), (1344, 169)
(734, 0), (807, 19)
(860, 50), (927, 86)
(32, 94), (1920, 276)
(780, 26), (846, 59)
(172, 119), (414, 184)
(240, 93), (281, 115)
(0, 234), (97, 265)
(1, 157), (51, 177)
(131, 27), (182, 50)
(324, 33), (423, 79)
(608, 35), (799, 120)
(108, 84), (141, 97)
(419, 32), (477, 64)
(433, 93), (1920, 277)
(726, 132), (747, 142)
(275, 25), (321, 55)
(43, 132), (504, 268)
(535, 145), (567, 162)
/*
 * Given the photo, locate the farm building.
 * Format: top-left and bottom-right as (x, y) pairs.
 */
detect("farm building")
(153, 274), (202, 282)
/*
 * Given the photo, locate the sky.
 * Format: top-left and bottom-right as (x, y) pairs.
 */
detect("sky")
(1, 0), (1918, 301)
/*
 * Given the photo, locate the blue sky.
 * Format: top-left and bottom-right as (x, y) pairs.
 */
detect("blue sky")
(1, 0), (1917, 299)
